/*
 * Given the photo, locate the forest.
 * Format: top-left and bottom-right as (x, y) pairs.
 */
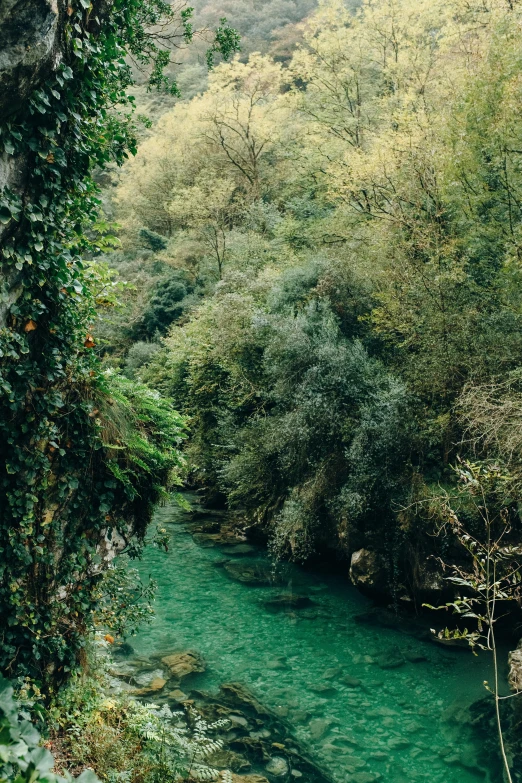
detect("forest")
(1, 1), (522, 783)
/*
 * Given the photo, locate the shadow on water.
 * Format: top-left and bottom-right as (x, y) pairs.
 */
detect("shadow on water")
(128, 497), (509, 783)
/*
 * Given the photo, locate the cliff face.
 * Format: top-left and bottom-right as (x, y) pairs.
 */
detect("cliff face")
(0, 0), (61, 325)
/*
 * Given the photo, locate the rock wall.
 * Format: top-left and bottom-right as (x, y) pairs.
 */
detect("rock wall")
(0, 0), (62, 325)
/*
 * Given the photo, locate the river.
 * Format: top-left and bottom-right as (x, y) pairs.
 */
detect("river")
(131, 496), (505, 783)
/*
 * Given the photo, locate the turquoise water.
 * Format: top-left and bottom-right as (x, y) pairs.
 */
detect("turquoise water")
(133, 499), (504, 783)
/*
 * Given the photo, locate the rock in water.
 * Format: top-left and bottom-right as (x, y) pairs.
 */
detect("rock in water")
(308, 718), (332, 740)
(223, 561), (277, 586)
(340, 675), (362, 688)
(168, 688), (189, 702)
(265, 757), (289, 776)
(161, 651), (205, 679)
(263, 594), (313, 611)
(219, 682), (272, 716)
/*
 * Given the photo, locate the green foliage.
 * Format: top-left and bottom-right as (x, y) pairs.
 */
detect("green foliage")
(139, 230), (167, 253)
(0, 675), (99, 783)
(132, 273), (195, 340)
(124, 342), (162, 379)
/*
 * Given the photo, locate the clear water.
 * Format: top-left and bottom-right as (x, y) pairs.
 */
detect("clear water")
(133, 498), (505, 783)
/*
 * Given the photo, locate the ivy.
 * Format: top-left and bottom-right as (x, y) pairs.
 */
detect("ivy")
(0, 0), (238, 689)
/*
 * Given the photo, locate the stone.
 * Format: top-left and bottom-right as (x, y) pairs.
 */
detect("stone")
(342, 756), (366, 769)
(323, 666), (342, 679)
(377, 653), (405, 670)
(223, 561), (278, 587)
(150, 677), (166, 691)
(222, 544), (257, 556)
(134, 668), (165, 686)
(403, 651), (428, 664)
(349, 549), (387, 593)
(349, 773), (381, 783)
(332, 735), (360, 748)
(368, 752), (388, 761)
(291, 710), (311, 724)
(387, 737), (410, 750)
(266, 659), (288, 670)
(161, 651), (205, 680)
(250, 729), (271, 739)
(265, 757), (288, 777)
(340, 675), (362, 688)
(169, 689), (189, 702)
(219, 683), (271, 716)
(263, 594), (313, 611)
(229, 714), (249, 728)
(291, 772), (303, 778)
(272, 705), (289, 718)
(308, 718), (332, 740)
(308, 683), (337, 695)
(208, 749), (250, 772)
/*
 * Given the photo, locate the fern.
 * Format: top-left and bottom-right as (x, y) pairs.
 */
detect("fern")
(125, 701), (231, 781)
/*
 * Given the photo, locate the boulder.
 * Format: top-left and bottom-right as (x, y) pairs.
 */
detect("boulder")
(349, 549), (388, 594)
(161, 651), (205, 680)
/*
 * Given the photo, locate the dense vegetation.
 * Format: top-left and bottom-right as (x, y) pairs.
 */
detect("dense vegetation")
(100, 0), (522, 601)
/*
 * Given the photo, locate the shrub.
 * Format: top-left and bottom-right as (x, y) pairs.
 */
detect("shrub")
(0, 675), (98, 783)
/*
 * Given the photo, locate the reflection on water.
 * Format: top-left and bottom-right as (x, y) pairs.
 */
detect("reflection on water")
(133, 498), (504, 783)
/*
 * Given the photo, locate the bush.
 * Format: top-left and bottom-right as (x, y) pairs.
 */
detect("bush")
(124, 342), (162, 379)
(0, 676), (98, 783)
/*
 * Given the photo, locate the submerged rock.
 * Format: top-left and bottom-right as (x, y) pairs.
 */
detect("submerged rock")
(340, 675), (362, 688)
(223, 561), (278, 587)
(223, 544), (258, 556)
(308, 683), (337, 696)
(113, 642), (135, 657)
(219, 682), (272, 716)
(263, 594), (313, 612)
(322, 667), (342, 680)
(168, 688), (189, 702)
(161, 651), (205, 680)
(265, 756), (289, 776)
(309, 718), (333, 740)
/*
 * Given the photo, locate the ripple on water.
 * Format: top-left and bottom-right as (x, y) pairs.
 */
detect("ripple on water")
(132, 500), (504, 783)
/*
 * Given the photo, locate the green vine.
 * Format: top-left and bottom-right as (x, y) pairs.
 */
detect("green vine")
(0, 0), (238, 689)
